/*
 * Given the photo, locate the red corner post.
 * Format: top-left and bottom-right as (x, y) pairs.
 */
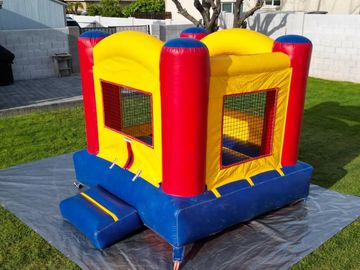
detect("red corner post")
(160, 38), (210, 197)
(78, 31), (109, 155)
(273, 35), (312, 166)
(180, 27), (209, 40)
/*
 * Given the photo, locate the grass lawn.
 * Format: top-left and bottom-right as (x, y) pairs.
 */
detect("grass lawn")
(0, 77), (359, 269)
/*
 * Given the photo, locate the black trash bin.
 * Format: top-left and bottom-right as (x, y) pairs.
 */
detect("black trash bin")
(0, 45), (15, 86)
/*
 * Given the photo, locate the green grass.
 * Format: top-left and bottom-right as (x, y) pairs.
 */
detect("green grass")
(0, 77), (359, 269)
(0, 107), (85, 269)
(292, 78), (360, 270)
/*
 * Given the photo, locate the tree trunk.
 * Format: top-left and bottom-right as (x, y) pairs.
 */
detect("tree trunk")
(233, 0), (264, 28)
(171, 0), (221, 32)
(171, 0), (264, 33)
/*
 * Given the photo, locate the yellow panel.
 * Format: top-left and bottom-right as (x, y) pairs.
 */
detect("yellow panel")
(210, 53), (290, 76)
(223, 109), (264, 146)
(205, 68), (292, 190)
(93, 31), (163, 77)
(92, 32), (163, 187)
(201, 28), (275, 56)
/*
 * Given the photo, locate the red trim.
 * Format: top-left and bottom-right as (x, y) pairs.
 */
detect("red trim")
(78, 37), (106, 155)
(220, 88), (278, 170)
(273, 41), (312, 166)
(124, 141), (134, 170)
(100, 80), (154, 148)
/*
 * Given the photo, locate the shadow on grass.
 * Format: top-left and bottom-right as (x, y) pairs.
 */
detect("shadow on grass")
(299, 101), (360, 188)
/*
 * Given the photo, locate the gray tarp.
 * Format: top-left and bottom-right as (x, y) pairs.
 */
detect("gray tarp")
(0, 153), (360, 270)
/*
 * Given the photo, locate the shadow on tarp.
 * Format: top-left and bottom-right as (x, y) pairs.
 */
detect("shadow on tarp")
(0, 153), (359, 270)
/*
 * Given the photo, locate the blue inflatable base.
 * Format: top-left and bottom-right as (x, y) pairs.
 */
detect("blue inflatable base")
(60, 186), (142, 249)
(62, 150), (312, 260)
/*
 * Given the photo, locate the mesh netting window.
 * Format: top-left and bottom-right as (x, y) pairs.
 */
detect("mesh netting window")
(221, 90), (277, 167)
(102, 81), (153, 146)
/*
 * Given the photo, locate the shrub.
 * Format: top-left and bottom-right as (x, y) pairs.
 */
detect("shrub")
(87, 4), (101, 16)
(87, 0), (123, 17)
(123, 0), (165, 17)
(99, 0), (123, 17)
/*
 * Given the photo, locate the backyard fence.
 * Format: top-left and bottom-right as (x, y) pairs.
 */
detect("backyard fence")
(79, 25), (150, 35)
(132, 12), (172, 20)
(80, 26), (116, 35)
(115, 25), (150, 34)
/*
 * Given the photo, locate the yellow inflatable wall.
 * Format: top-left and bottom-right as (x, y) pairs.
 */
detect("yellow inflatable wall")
(90, 29), (291, 191)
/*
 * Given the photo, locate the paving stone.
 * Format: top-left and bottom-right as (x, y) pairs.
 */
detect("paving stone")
(0, 74), (83, 116)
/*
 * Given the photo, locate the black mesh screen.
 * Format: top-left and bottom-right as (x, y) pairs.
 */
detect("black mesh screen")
(221, 90), (276, 167)
(102, 82), (153, 146)
(120, 87), (153, 145)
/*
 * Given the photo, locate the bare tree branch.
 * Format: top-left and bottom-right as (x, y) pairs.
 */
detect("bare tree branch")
(208, 0), (221, 32)
(171, 0), (263, 32)
(171, 0), (203, 26)
(194, 0), (210, 25)
(233, 0), (244, 27)
(234, 0), (264, 28)
(208, 0), (217, 9)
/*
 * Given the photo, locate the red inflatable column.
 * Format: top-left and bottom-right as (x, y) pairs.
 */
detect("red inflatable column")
(160, 38), (210, 197)
(180, 27), (209, 40)
(273, 35), (312, 166)
(78, 31), (109, 155)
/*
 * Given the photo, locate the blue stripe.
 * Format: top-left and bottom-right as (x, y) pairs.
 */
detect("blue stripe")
(275, 35), (311, 44)
(181, 27), (209, 34)
(164, 38), (206, 48)
(80, 31), (109, 39)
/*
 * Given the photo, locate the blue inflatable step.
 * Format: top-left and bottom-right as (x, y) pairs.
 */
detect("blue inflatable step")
(60, 186), (142, 249)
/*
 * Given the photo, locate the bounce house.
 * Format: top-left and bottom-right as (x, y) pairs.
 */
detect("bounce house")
(60, 27), (313, 268)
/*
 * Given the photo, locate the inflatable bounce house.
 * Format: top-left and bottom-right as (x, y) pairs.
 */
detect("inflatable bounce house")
(60, 27), (313, 268)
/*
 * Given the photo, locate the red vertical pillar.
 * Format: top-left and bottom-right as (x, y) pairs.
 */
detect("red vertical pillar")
(160, 38), (210, 197)
(78, 31), (109, 155)
(273, 35), (312, 166)
(180, 27), (209, 40)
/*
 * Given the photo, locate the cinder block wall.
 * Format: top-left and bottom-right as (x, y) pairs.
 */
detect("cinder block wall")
(303, 15), (360, 83)
(247, 12), (360, 83)
(68, 26), (80, 73)
(0, 28), (70, 80)
(157, 24), (191, 41)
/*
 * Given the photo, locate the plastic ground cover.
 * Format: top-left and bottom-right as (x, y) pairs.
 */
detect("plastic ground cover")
(0, 153), (360, 270)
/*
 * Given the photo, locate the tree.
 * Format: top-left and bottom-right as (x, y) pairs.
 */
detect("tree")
(233, 0), (264, 28)
(87, 4), (101, 16)
(100, 0), (123, 17)
(66, 2), (84, 15)
(123, 0), (165, 17)
(171, 0), (264, 32)
(87, 0), (123, 17)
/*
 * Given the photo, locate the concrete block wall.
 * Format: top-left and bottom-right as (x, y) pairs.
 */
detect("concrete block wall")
(303, 15), (360, 83)
(0, 28), (70, 80)
(159, 24), (191, 41)
(69, 15), (167, 29)
(247, 12), (360, 83)
(75, 13), (360, 82)
(68, 26), (80, 73)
